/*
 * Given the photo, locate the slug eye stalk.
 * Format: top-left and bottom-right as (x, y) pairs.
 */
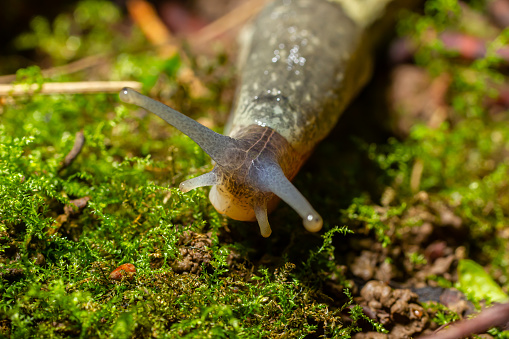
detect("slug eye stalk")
(119, 88), (323, 237)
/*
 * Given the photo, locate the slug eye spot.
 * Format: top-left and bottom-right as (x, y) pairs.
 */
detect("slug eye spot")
(304, 213), (323, 232)
(119, 87), (135, 104)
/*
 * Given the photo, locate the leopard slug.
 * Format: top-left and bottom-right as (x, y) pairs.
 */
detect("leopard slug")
(120, 0), (414, 237)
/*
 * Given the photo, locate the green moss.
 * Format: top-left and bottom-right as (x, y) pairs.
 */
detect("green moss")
(13, 0), (142, 66)
(0, 2), (368, 337)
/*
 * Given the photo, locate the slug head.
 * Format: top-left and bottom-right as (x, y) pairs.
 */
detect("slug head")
(120, 88), (323, 237)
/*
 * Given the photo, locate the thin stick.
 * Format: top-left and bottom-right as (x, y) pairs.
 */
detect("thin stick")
(419, 302), (509, 339)
(189, 0), (270, 46)
(0, 81), (142, 96)
(61, 130), (85, 170)
(126, 0), (208, 97)
(0, 55), (108, 84)
(126, 0), (178, 57)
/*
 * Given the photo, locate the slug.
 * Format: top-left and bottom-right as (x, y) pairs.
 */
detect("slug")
(120, 0), (415, 237)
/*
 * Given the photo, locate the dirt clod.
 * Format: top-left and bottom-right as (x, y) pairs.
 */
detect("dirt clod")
(171, 231), (212, 274)
(356, 281), (428, 339)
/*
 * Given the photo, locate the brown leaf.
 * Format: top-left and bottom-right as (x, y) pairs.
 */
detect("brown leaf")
(109, 263), (136, 281)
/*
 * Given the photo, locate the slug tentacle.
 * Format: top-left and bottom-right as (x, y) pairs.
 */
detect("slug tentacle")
(120, 88), (323, 235)
(254, 203), (271, 237)
(253, 160), (323, 233)
(120, 88), (236, 166)
(179, 170), (218, 193)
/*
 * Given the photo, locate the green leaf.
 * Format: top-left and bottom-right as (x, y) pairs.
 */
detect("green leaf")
(457, 259), (509, 303)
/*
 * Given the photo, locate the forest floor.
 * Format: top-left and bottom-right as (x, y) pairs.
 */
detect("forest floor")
(1, 0), (509, 338)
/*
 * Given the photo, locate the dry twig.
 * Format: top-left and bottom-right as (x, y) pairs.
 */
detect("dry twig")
(126, 0), (209, 97)
(126, 0), (178, 57)
(61, 130), (85, 170)
(189, 0), (270, 46)
(48, 196), (91, 236)
(0, 55), (108, 84)
(419, 302), (509, 339)
(0, 81), (142, 96)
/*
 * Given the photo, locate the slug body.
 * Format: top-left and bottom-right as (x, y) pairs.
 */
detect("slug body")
(120, 0), (413, 237)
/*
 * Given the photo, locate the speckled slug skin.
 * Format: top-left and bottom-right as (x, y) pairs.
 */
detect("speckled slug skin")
(228, 0), (371, 158)
(229, 0), (417, 157)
